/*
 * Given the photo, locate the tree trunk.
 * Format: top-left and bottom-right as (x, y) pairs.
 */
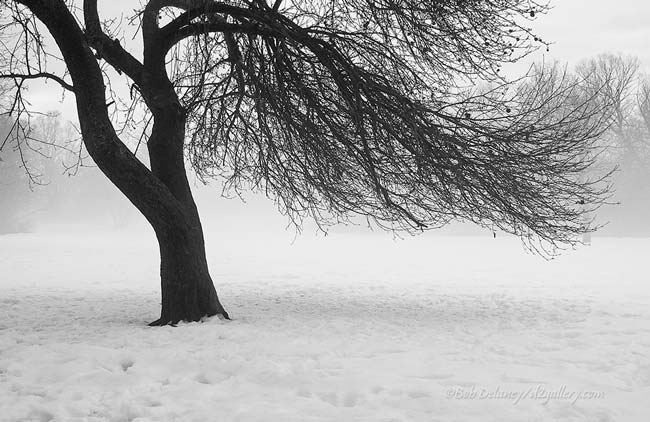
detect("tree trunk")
(147, 105), (230, 326)
(19, 0), (230, 326)
(151, 224), (229, 326)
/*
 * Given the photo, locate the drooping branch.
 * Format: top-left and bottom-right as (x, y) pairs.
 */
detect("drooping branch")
(4, 0), (614, 254)
(177, 24), (611, 250)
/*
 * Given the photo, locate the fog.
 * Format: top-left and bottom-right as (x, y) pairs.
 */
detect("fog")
(2, 153), (649, 238)
(1, 107), (650, 238)
(3, 111), (650, 238)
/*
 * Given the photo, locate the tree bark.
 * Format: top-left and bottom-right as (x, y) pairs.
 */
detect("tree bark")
(152, 224), (229, 326)
(147, 100), (230, 326)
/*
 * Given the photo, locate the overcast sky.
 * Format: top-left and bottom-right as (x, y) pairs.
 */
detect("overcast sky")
(528, 0), (650, 67)
(26, 0), (650, 121)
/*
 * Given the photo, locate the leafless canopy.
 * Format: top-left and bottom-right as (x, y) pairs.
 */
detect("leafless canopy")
(1, 0), (612, 251)
(577, 54), (650, 168)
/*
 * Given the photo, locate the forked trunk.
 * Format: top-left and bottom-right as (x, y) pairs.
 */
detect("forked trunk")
(24, 0), (230, 326)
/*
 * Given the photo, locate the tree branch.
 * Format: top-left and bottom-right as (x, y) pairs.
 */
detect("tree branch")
(0, 72), (74, 92)
(162, 21), (278, 53)
(83, 0), (145, 84)
(158, 2), (260, 40)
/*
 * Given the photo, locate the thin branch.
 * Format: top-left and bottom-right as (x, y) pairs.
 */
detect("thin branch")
(0, 72), (74, 92)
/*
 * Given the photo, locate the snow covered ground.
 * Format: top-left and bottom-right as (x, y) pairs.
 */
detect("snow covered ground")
(1, 230), (649, 422)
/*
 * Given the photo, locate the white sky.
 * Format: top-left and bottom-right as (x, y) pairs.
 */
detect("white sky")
(26, 0), (650, 121)
(526, 0), (650, 68)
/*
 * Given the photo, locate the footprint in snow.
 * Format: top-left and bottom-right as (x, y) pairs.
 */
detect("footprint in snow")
(316, 391), (361, 407)
(195, 373), (212, 384)
(119, 358), (134, 372)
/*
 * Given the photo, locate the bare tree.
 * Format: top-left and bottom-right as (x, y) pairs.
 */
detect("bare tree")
(576, 54), (650, 235)
(639, 77), (650, 146)
(0, 0), (611, 325)
(578, 54), (647, 167)
(0, 113), (60, 232)
(0, 116), (34, 233)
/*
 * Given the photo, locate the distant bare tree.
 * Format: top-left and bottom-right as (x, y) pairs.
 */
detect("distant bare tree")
(578, 54), (647, 166)
(639, 77), (650, 145)
(0, 114), (48, 232)
(0, 1), (611, 325)
(577, 54), (650, 235)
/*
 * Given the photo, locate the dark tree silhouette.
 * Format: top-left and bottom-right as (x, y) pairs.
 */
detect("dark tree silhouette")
(0, 0), (611, 325)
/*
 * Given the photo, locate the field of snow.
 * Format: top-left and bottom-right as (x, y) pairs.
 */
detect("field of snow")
(1, 230), (649, 422)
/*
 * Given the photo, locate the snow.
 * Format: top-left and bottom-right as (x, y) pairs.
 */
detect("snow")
(1, 231), (649, 421)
